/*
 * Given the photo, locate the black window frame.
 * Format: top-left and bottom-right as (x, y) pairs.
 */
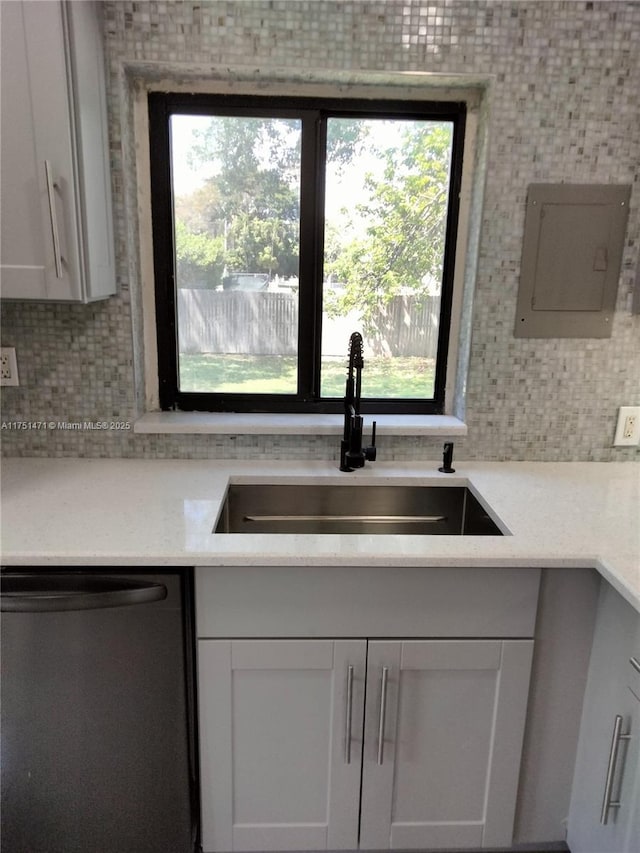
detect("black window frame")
(149, 92), (466, 415)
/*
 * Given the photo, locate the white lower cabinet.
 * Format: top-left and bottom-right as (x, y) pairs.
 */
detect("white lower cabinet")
(359, 639), (534, 850)
(198, 640), (365, 852)
(198, 637), (534, 852)
(568, 582), (640, 853)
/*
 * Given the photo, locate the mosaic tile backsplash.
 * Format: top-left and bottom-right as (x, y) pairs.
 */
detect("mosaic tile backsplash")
(1, 0), (639, 462)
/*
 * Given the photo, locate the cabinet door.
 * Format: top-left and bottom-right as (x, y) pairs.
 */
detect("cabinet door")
(198, 639), (366, 853)
(569, 583), (640, 853)
(0, 1), (114, 302)
(0, 1), (82, 300)
(622, 689), (640, 853)
(570, 685), (639, 853)
(625, 645), (640, 853)
(360, 639), (534, 850)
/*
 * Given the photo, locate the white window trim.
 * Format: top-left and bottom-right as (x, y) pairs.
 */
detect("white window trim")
(129, 65), (490, 435)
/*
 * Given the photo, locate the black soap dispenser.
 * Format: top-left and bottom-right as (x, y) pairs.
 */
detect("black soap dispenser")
(438, 441), (455, 473)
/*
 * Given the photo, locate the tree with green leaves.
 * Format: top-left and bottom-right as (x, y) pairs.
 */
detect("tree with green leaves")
(174, 115), (451, 319)
(182, 116), (301, 279)
(174, 220), (225, 288)
(174, 115), (370, 285)
(325, 123), (452, 334)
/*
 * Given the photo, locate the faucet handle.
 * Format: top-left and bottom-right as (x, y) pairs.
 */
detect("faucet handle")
(364, 420), (377, 462)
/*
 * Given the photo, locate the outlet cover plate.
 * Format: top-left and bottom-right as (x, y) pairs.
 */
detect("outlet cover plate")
(613, 406), (640, 446)
(0, 347), (19, 386)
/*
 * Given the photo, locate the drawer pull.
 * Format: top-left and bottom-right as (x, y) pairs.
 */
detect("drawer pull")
(45, 160), (63, 279)
(377, 666), (389, 766)
(630, 656), (640, 675)
(344, 665), (354, 764)
(601, 714), (631, 825)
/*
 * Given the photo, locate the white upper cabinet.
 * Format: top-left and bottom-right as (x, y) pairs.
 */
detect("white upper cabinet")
(0, 1), (115, 302)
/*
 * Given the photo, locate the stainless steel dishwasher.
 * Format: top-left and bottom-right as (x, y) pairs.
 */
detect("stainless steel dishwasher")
(0, 568), (199, 853)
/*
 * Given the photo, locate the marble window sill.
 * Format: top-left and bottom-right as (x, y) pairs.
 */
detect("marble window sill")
(134, 412), (468, 437)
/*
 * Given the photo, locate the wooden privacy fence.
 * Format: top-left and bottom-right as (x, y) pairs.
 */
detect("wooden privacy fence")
(178, 290), (297, 356)
(177, 289), (441, 358)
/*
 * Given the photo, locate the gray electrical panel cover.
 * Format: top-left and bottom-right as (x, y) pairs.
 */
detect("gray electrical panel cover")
(515, 184), (631, 338)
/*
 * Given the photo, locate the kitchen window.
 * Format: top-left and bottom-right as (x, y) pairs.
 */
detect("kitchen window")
(149, 93), (465, 414)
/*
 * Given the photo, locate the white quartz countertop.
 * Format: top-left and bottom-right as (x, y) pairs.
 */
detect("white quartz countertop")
(1, 458), (638, 611)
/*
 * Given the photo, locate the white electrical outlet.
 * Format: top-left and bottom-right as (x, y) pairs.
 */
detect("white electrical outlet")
(613, 406), (640, 446)
(0, 347), (19, 387)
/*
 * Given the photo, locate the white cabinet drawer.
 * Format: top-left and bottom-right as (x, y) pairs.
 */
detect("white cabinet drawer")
(195, 565), (540, 638)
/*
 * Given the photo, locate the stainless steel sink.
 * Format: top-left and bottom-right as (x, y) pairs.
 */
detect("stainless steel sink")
(214, 483), (504, 535)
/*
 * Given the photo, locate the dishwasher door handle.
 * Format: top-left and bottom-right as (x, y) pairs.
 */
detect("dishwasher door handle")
(0, 573), (167, 612)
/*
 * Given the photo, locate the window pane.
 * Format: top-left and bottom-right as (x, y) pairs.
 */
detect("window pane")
(170, 115), (301, 395)
(322, 118), (453, 399)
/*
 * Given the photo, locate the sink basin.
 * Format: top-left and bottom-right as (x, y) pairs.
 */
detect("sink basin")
(214, 482), (504, 535)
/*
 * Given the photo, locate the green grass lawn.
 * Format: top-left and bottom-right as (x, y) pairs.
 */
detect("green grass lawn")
(179, 353), (435, 398)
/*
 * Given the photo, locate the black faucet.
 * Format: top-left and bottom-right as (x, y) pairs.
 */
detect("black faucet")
(340, 332), (377, 472)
